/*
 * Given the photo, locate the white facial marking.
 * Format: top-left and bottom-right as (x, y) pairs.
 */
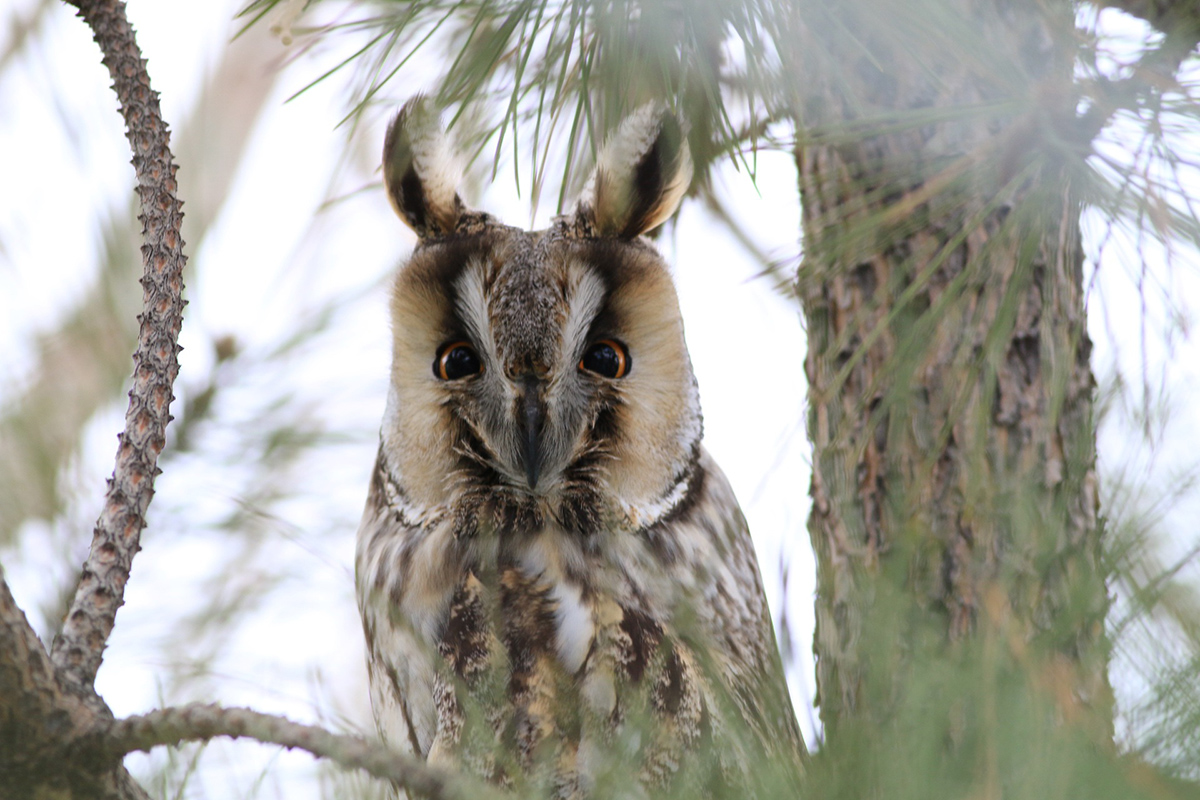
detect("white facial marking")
(561, 264), (608, 365)
(619, 472), (690, 529)
(454, 258), (497, 363)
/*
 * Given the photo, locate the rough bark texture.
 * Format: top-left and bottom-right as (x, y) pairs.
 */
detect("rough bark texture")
(787, 0), (1113, 740)
(49, 0), (187, 692)
(0, 571), (89, 790)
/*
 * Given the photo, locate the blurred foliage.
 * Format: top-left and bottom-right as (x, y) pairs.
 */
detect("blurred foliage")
(2, 0), (1200, 798)
(244, 0), (789, 212)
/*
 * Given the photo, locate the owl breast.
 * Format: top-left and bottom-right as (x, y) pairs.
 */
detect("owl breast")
(357, 446), (795, 797)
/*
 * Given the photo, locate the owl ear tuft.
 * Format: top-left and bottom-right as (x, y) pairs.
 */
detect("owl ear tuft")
(383, 97), (465, 237)
(580, 104), (693, 238)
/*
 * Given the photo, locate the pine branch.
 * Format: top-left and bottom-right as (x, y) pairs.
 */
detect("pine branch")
(50, 0), (187, 692)
(95, 704), (505, 800)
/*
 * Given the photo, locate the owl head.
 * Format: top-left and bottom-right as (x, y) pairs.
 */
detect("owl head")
(380, 98), (700, 538)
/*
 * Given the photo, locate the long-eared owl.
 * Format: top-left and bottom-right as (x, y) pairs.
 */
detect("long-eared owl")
(356, 97), (804, 798)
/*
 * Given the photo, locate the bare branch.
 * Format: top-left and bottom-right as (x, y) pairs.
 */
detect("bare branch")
(50, 0), (187, 691)
(7, 568), (475, 800)
(98, 704), (506, 800)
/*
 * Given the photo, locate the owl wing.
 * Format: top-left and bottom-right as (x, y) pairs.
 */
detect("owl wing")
(355, 451), (442, 769)
(655, 448), (806, 766)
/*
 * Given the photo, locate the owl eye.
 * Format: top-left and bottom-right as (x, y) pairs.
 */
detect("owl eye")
(579, 340), (630, 379)
(435, 342), (482, 380)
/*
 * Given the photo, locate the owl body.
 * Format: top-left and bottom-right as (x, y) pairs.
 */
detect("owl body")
(356, 101), (802, 798)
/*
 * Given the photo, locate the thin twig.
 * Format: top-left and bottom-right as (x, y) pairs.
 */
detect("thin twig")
(50, 0), (187, 692)
(99, 704), (505, 800)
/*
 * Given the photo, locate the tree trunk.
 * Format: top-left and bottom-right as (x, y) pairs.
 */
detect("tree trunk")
(787, 0), (1113, 742)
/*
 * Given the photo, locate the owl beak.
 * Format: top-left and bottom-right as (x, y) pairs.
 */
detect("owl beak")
(517, 378), (546, 490)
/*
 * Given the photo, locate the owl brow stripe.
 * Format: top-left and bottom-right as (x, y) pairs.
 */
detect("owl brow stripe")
(452, 256), (496, 358)
(409, 235), (479, 315)
(561, 262), (608, 361)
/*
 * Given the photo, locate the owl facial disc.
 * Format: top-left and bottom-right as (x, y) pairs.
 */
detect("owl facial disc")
(380, 97), (701, 532)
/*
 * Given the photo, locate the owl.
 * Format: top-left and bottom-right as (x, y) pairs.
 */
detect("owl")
(356, 98), (804, 799)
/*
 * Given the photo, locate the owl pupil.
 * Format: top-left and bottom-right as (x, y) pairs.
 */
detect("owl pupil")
(437, 343), (482, 380)
(580, 340), (629, 379)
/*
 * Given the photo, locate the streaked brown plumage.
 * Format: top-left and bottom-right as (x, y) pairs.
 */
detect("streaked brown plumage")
(356, 97), (803, 798)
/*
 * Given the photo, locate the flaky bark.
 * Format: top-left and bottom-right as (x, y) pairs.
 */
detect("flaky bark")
(48, 0), (187, 692)
(788, 0), (1113, 740)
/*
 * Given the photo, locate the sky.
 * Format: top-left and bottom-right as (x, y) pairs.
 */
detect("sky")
(1, 0), (1198, 796)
